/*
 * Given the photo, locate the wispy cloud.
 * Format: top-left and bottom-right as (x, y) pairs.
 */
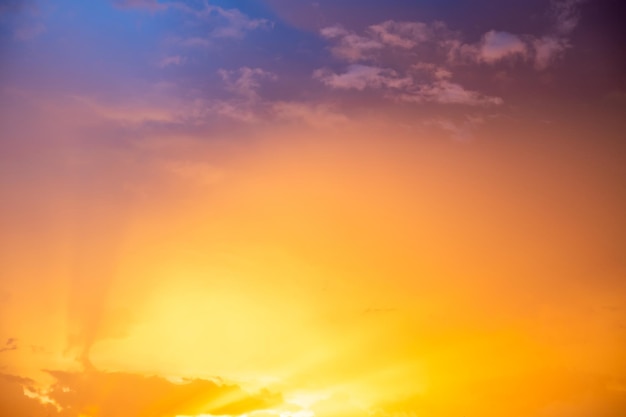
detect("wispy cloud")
(424, 115), (486, 141)
(5, 369), (283, 417)
(552, 0), (588, 35)
(0, 338), (18, 353)
(117, 1), (270, 42)
(314, 64), (501, 106)
(158, 55), (186, 67)
(203, 4), (270, 39)
(399, 80), (503, 106)
(272, 101), (350, 129)
(529, 0), (588, 69)
(368, 20), (433, 48)
(113, 0), (167, 12)
(218, 67), (277, 101)
(533, 36), (570, 70)
(320, 25), (384, 62)
(320, 20), (445, 62)
(314, 65), (412, 91)
(477, 31), (529, 63)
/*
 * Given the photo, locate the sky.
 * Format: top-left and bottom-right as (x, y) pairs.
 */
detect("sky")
(0, 0), (625, 416)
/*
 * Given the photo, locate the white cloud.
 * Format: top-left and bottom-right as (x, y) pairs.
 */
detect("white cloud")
(313, 65), (412, 91)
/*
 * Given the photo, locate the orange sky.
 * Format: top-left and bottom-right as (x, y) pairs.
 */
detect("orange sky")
(1, 1), (626, 416)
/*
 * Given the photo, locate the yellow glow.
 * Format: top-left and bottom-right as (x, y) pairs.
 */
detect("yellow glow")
(2, 124), (625, 417)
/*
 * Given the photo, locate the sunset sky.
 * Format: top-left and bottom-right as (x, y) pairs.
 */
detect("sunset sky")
(1, 0), (625, 416)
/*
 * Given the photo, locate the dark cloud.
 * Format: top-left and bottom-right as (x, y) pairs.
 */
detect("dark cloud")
(0, 337), (17, 352)
(0, 373), (53, 417)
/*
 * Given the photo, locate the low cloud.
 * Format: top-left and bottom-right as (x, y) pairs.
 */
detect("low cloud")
(2, 369), (283, 417)
(0, 338), (18, 353)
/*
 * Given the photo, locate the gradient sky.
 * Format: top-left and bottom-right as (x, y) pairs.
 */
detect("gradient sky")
(1, 1), (626, 416)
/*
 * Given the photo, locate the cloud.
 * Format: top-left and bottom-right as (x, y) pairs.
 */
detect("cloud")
(218, 67), (277, 101)
(313, 65), (412, 91)
(72, 96), (180, 125)
(320, 25), (384, 62)
(272, 101), (349, 128)
(0, 337), (18, 353)
(314, 65), (501, 107)
(4, 369), (283, 417)
(527, 0), (587, 69)
(443, 0), (588, 70)
(209, 100), (262, 123)
(399, 80), (503, 106)
(177, 36), (212, 48)
(192, 3), (271, 39)
(368, 20), (432, 48)
(113, 0), (167, 12)
(424, 115), (486, 141)
(118, 1), (269, 40)
(479, 31), (529, 63)
(448, 31), (529, 65)
(552, 0), (587, 35)
(165, 161), (225, 186)
(411, 63), (452, 80)
(533, 36), (570, 70)
(320, 20), (446, 62)
(0, 373), (55, 417)
(158, 55), (186, 67)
